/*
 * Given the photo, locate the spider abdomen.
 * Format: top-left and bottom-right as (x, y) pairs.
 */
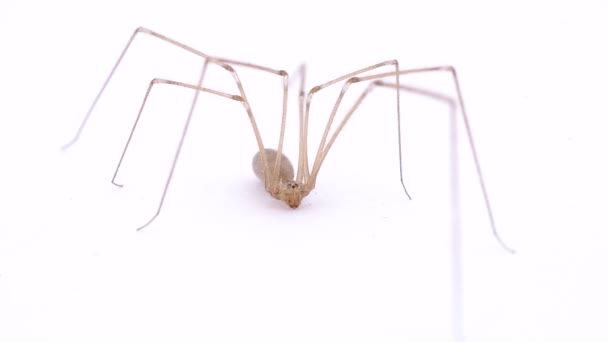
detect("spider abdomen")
(251, 148), (295, 182)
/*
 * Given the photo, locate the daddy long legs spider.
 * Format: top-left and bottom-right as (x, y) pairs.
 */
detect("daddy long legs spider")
(63, 27), (514, 253)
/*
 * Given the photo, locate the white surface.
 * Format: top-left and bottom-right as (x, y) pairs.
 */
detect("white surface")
(1, 1), (607, 341)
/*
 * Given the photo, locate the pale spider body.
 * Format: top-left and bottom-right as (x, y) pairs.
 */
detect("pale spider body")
(63, 27), (513, 253)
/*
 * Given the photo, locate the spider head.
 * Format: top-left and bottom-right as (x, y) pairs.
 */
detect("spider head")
(277, 180), (304, 208)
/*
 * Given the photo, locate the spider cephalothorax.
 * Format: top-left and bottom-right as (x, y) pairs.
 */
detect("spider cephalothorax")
(252, 148), (310, 208)
(273, 180), (305, 208)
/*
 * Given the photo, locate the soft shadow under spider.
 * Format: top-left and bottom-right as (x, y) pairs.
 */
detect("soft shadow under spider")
(63, 27), (515, 254)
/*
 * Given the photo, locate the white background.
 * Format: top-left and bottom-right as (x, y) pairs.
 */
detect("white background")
(1, 1), (607, 341)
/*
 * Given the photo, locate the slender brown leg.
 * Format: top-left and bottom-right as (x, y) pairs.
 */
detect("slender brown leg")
(112, 77), (244, 231)
(63, 27), (295, 229)
(307, 65), (514, 253)
(300, 60), (400, 184)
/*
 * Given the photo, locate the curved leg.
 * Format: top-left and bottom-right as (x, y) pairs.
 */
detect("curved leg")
(62, 27), (291, 193)
(381, 66), (514, 253)
(308, 65), (514, 253)
(114, 77), (245, 231)
(313, 80), (459, 199)
(290, 63), (308, 182)
(300, 60), (400, 184)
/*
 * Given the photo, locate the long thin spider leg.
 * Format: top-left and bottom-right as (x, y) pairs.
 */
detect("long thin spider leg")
(63, 27), (289, 192)
(268, 63), (308, 185)
(112, 61), (210, 187)
(186, 58), (212, 134)
(61, 29), (141, 150)
(448, 67), (515, 254)
(310, 81), (456, 199)
(301, 60), (399, 184)
(219, 65), (289, 189)
(272, 72), (289, 184)
(310, 81), (374, 176)
(139, 38), (291, 191)
(289, 64), (308, 181)
(354, 66), (514, 253)
(376, 82), (457, 201)
(111, 77), (243, 231)
(376, 82), (457, 104)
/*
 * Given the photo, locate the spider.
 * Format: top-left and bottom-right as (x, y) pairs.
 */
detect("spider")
(63, 27), (514, 253)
